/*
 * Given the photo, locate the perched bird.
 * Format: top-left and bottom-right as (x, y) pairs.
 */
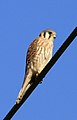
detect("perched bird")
(16, 29), (56, 104)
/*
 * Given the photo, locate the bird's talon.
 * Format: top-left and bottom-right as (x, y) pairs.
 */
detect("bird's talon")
(39, 80), (43, 84)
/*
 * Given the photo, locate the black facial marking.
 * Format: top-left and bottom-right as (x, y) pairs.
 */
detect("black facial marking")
(48, 32), (52, 39)
(44, 32), (46, 38)
(39, 33), (41, 36)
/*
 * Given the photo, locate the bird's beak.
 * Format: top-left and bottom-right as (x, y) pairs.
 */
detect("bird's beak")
(53, 34), (56, 39)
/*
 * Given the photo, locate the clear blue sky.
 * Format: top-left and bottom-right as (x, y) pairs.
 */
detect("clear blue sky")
(0, 0), (77, 120)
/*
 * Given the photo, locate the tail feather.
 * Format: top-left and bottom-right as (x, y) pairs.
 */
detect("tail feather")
(16, 74), (32, 104)
(16, 70), (36, 104)
(16, 83), (32, 104)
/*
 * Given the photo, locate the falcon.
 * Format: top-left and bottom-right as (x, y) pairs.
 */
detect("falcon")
(16, 29), (56, 104)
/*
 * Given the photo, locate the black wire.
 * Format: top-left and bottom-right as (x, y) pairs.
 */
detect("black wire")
(3, 27), (77, 120)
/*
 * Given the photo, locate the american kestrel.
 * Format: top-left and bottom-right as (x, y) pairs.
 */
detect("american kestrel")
(16, 29), (56, 104)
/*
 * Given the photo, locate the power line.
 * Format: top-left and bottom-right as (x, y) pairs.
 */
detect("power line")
(3, 27), (77, 120)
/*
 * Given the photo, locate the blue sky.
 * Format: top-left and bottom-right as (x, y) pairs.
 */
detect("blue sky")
(0, 0), (77, 120)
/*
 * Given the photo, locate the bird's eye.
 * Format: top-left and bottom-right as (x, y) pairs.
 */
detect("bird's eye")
(49, 32), (52, 34)
(48, 32), (52, 39)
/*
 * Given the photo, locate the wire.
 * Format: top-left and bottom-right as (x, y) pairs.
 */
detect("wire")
(3, 27), (77, 120)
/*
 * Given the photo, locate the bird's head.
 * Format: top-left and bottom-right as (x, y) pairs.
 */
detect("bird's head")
(39, 29), (56, 41)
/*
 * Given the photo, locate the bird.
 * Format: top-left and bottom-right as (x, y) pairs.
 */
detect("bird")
(16, 29), (56, 104)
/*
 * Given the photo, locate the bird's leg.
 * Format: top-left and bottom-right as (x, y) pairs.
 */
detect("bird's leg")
(36, 72), (43, 84)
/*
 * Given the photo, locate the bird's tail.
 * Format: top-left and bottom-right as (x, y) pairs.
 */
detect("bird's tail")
(16, 73), (32, 104)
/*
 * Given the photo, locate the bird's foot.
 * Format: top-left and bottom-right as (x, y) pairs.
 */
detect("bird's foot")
(39, 79), (43, 84)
